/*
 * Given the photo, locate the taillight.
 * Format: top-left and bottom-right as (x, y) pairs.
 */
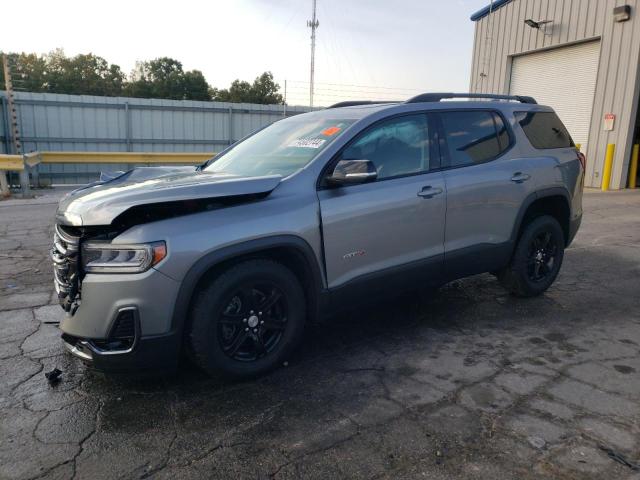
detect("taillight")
(577, 151), (586, 170)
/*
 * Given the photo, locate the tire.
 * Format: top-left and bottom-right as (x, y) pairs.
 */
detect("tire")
(498, 215), (565, 297)
(187, 259), (306, 379)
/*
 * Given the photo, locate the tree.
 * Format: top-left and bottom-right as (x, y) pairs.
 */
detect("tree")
(182, 70), (211, 101)
(211, 72), (283, 104)
(123, 57), (212, 100)
(0, 52), (48, 92)
(1, 51), (282, 104)
(44, 49), (125, 96)
(250, 72), (284, 104)
(1, 49), (124, 96)
(122, 60), (153, 98)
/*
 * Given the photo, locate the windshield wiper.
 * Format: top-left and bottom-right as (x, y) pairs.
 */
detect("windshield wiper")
(196, 157), (215, 172)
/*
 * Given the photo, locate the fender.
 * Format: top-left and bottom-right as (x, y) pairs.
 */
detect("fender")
(170, 235), (326, 333)
(510, 187), (571, 244)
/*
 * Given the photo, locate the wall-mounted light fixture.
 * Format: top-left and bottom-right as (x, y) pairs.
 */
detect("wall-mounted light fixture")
(613, 5), (631, 22)
(524, 18), (552, 29)
(524, 18), (553, 36)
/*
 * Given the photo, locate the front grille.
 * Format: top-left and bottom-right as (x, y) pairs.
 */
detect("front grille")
(51, 224), (81, 313)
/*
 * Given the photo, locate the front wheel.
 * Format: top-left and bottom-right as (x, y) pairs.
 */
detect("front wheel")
(187, 259), (306, 378)
(498, 215), (565, 297)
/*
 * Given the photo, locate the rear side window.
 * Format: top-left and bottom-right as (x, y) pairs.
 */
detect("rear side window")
(515, 111), (574, 149)
(440, 111), (510, 167)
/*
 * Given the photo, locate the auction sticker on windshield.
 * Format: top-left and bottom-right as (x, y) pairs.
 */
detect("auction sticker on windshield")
(322, 126), (341, 136)
(288, 138), (327, 148)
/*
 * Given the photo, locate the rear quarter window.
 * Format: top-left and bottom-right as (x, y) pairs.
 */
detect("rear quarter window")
(515, 111), (574, 149)
(439, 111), (510, 167)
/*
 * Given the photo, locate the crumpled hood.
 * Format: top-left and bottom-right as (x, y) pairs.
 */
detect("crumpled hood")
(56, 166), (282, 226)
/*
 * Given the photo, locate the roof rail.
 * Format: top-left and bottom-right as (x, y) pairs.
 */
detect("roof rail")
(405, 92), (537, 104)
(327, 100), (399, 109)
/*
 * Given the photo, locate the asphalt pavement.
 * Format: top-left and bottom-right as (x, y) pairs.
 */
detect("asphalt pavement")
(1, 188), (639, 479)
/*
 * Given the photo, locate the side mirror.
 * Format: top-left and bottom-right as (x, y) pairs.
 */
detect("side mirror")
(327, 159), (377, 186)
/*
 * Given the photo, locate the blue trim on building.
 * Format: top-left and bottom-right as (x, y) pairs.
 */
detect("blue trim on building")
(470, 0), (513, 21)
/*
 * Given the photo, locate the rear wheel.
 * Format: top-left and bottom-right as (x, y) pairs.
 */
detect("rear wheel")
(187, 259), (306, 378)
(498, 215), (565, 297)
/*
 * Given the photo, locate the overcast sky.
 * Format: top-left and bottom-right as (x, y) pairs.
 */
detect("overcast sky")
(4, 0), (489, 106)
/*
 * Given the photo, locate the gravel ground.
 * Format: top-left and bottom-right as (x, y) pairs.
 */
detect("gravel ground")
(1, 188), (639, 480)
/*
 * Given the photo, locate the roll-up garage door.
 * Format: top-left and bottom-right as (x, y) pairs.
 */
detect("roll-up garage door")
(509, 40), (600, 154)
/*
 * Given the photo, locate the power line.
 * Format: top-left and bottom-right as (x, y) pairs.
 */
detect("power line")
(286, 80), (423, 92)
(285, 85), (416, 96)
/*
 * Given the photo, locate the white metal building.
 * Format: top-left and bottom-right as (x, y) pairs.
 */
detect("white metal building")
(469, 0), (640, 189)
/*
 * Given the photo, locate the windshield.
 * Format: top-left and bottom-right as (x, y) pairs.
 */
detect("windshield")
(205, 115), (356, 177)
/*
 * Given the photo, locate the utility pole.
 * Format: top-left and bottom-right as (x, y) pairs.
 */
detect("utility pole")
(307, 0), (319, 107)
(283, 79), (287, 117)
(1, 54), (21, 197)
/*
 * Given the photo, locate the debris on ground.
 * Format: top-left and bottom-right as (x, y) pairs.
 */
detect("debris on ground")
(599, 445), (640, 471)
(527, 436), (546, 449)
(45, 368), (62, 384)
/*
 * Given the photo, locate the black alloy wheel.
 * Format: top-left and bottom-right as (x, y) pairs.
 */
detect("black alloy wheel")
(218, 284), (288, 362)
(526, 231), (558, 283)
(498, 215), (565, 297)
(187, 259), (306, 378)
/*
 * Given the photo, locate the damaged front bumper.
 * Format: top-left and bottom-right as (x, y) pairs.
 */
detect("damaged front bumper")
(54, 239), (184, 372)
(62, 330), (181, 373)
(61, 304), (181, 372)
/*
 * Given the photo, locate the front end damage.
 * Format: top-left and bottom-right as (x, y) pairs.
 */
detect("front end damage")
(52, 224), (82, 314)
(52, 167), (283, 371)
(52, 221), (146, 361)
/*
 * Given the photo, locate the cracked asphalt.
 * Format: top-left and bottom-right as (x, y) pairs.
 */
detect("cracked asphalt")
(1, 188), (640, 479)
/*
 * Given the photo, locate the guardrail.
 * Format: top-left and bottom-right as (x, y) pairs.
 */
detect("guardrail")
(0, 153), (30, 198)
(0, 154), (25, 171)
(34, 151), (214, 164)
(0, 151), (216, 198)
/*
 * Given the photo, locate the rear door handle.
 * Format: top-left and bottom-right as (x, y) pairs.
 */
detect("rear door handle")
(511, 172), (531, 183)
(417, 186), (443, 199)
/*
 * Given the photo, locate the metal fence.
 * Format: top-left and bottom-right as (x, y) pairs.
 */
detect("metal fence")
(0, 91), (312, 184)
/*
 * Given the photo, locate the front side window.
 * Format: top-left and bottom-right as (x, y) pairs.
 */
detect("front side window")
(205, 115), (355, 177)
(515, 111), (574, 149)
(340, 114), (430, 180)
(440, 111), (507, 167)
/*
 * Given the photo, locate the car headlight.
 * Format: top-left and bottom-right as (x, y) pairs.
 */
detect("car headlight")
(81, 241), (167, 274)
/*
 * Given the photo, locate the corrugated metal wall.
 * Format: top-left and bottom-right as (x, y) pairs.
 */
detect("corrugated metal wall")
(469, 0), (640, 189)
(0, 92), (311, 184)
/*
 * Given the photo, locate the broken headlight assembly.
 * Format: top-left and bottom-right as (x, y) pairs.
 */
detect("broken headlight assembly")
(81, 241), (167, 274)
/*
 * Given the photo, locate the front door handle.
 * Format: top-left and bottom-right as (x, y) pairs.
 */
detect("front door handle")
(511, 172), (531, 183)
(417, 186), (443, 199)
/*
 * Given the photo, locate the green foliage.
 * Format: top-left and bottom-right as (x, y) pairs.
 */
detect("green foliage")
(45, 49), (126, 96)
(211, 72), (283, 104)
(123, 57), (211, 101)
(0, 53), (48, 91)
(1, 50), (282, 104)
(1, 49), (124, 95)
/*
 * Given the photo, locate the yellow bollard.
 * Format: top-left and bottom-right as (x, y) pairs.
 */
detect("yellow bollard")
(601, 144), (615, 191)
(629, 144), (639, 189)
(575, 143), (581, 151)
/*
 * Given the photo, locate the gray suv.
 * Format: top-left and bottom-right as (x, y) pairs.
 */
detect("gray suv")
(52, 93), (584, 378)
